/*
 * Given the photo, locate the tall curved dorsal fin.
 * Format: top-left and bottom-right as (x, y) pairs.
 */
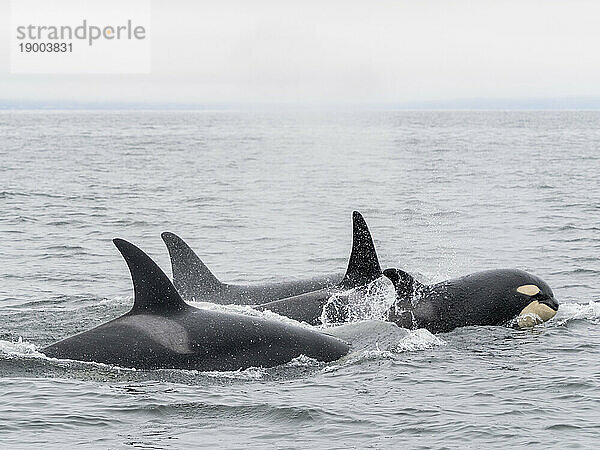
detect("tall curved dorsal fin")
(161, 232), (223, 297)
(113, 238), (189, 315)
(339, 211), (382, 289)
(383, 268), (420, 300)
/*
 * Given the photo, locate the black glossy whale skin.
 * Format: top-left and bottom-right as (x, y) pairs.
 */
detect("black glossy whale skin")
(42, 239), (350, 371)
(162, 231), (343, 306)
(384, 268), (559, 333)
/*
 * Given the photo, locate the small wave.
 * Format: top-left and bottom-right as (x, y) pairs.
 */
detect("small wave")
(0, 190), (41, 199)
(286, 354), (321, 368)
(339, 348), (397, 365)
(2, 215), (38, 224)
(201, 366), (267, 380)
(0, 338), (141, 373)
(188, 301), (315, 329)
(551, 301), (600, 326)
(326, 325), (446, 372)
(0, 337), (45, 358)
(390, 328), (447, 352)
(98, 295), (131, 306)
(535, 224), (600, 232)
(197, 355), (322, 380)
(9, 294), (120, 311)
(551, 268), (600, 276)
(42, 244), (86, 251)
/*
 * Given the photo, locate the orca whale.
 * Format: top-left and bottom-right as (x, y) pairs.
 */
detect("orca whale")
(252, 214), (559, 333)
(255, 211), (383, 325)
(42, 239), (349, 371)
(381, 268), (559, 333)
(161, 232), (343, 305)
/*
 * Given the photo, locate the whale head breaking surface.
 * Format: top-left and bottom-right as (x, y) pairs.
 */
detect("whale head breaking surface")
(384, 268), (559, 333)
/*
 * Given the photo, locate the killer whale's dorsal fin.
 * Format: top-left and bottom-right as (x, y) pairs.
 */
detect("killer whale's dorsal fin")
(383, 268), (420, 300)
(339, 211), (382, 289)
(161, 232), (223, 296)
(113, 238), (189, 315)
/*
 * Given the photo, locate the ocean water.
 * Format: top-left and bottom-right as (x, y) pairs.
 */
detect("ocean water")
(1, 110), (599, 448)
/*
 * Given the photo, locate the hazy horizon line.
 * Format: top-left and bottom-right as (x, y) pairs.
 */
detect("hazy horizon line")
(2, 96), (600, 111)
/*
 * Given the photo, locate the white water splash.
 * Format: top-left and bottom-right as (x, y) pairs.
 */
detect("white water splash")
(320, 276), (396, 326)
(0, 337), (44, 358)
(286, 354), (322, 368)
(551, 300), (600, 326)
(511, 312), (544, 328)
(202, 366), (267, 380)
(390, 328), (446, 352)
(325, 325), (446, 372)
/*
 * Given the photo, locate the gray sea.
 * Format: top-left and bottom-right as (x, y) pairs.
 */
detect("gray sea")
(1, 110), (599, 448)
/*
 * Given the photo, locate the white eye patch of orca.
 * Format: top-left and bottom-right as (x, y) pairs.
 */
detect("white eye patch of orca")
(517, 284), (541, 296)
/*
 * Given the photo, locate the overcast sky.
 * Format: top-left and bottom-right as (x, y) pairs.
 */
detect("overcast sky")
(1, 0), (600, 107)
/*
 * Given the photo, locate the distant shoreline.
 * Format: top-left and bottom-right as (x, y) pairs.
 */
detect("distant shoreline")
(2, 104), (600, 112)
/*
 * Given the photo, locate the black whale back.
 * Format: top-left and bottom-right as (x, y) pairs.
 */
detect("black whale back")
(42, 239), (350, 370)
(161, 231), (343, 305)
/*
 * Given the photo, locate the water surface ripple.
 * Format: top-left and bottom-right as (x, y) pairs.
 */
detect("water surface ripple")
(1, 111), (599, 448)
